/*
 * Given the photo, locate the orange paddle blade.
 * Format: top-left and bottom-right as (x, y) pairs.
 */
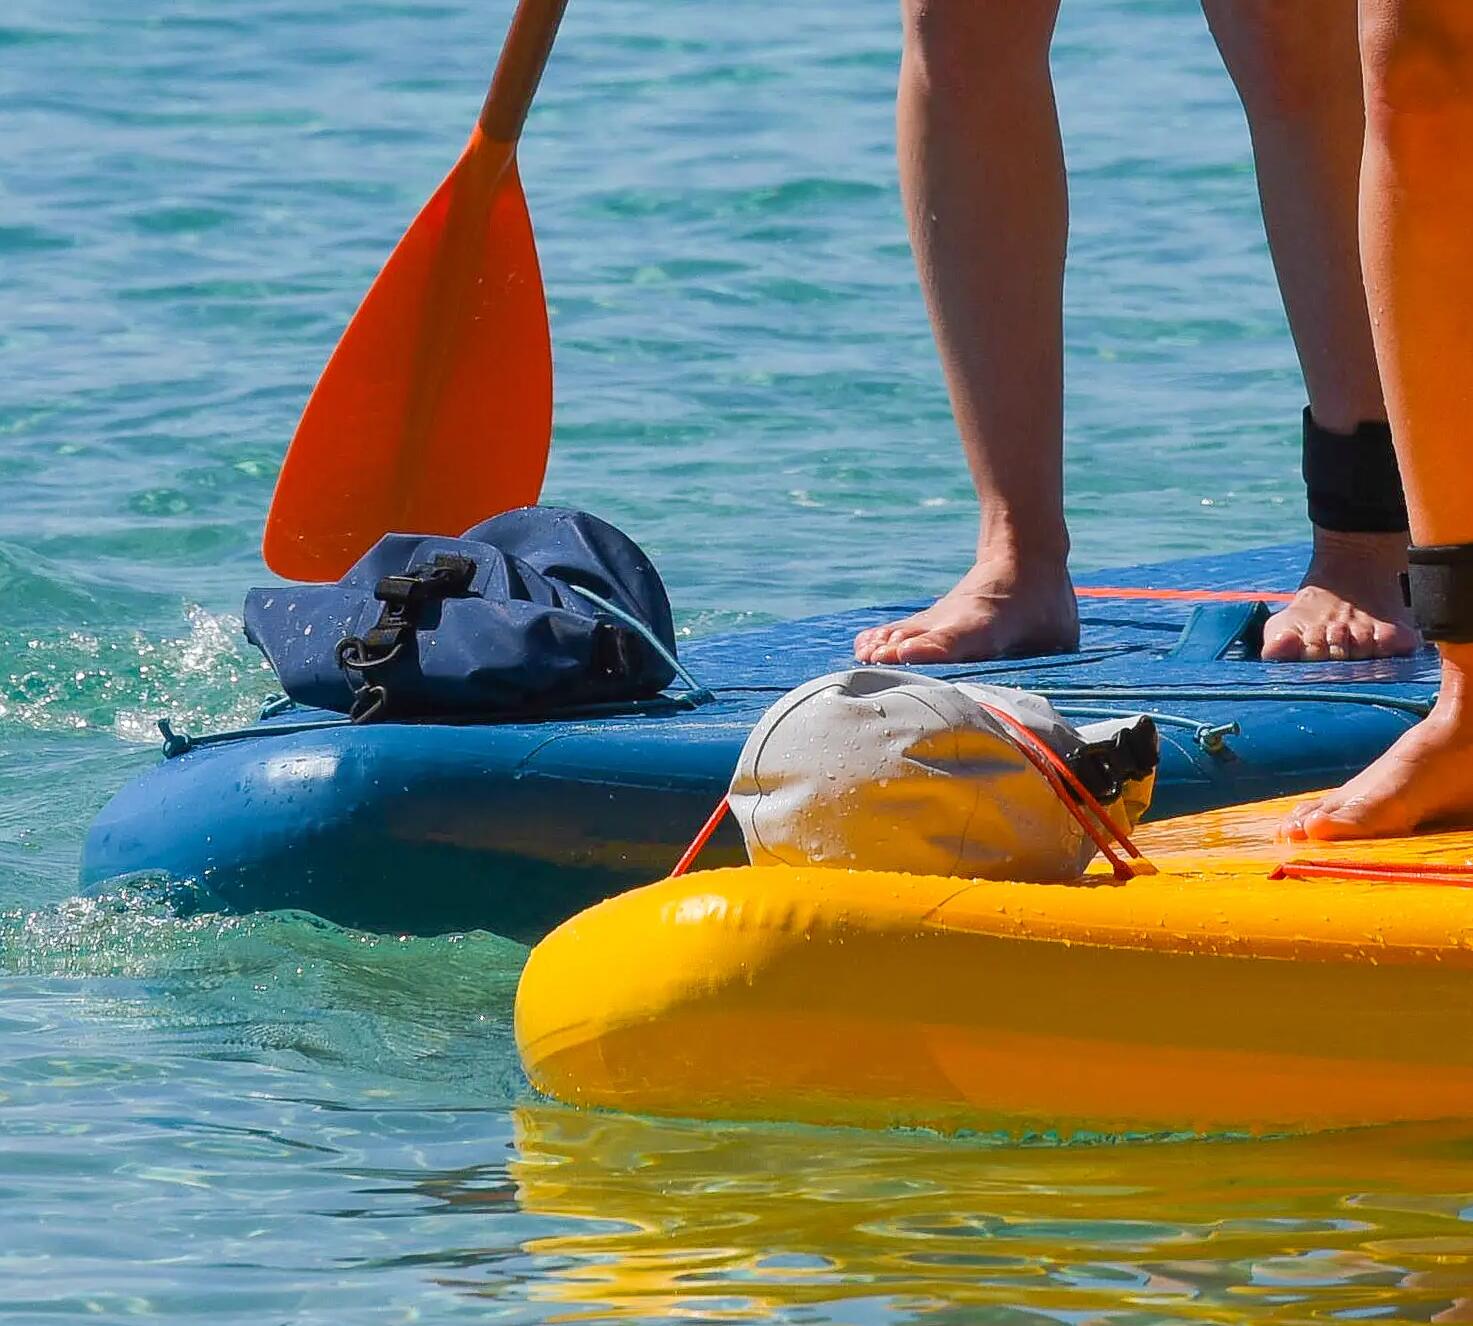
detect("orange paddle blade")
(263, 128), (552, 581)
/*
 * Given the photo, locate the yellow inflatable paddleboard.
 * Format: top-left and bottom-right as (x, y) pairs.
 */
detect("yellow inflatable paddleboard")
(515, 794), (1473, 1136)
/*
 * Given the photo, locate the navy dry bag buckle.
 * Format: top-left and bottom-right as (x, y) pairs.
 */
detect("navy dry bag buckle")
(337, 553), (479, 723)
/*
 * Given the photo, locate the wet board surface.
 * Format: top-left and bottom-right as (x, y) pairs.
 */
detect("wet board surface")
(82, 542), (1440, 939)
(517, 793), (1473, 1136)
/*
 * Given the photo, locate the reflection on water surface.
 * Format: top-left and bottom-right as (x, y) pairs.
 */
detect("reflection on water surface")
(493, 1107), (1473, 1323)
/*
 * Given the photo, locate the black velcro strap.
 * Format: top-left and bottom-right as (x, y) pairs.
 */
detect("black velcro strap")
(1401, 544), (1473, 644)
(1302, 408), (1409, 534)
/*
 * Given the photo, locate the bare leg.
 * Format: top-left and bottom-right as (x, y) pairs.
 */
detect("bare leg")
(855, 0), (1078, 665)
(1284, 0), (1473, 839)
(1203, 0), (1418, 662)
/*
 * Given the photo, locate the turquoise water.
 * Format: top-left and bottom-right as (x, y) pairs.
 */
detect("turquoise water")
(6, 0), (1472, 1320)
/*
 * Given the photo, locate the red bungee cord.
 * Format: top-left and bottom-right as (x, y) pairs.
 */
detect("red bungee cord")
(1270, 858), (1473, 887)
(972, 701), (1156, 881)
(670, 797), (731, 878)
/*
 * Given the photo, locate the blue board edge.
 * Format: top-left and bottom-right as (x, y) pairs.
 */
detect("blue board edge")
(81, 543), (1439, 940)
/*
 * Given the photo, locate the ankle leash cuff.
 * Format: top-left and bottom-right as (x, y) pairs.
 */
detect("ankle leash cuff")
(1302, 408), (1409, 535)
(1402, 544), (1473, 644)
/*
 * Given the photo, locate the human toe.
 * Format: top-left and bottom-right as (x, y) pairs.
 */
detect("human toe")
(1277, 797), (1326, 841)
(1371, 618), (1420, 658)
(1324, 618), (1352, 660)
(1260, 619), (1306, 662)
(1297, 624), (1331, 662)
(1278, 787), (1383, 841)
(1347, 615), (1378, 659)
(854, 627), (887, 661)
(894, 630), (960, 665)
(1294, 801), (1372, 841)
(855, 621), (908, 663)
(868, 624), (933, 665)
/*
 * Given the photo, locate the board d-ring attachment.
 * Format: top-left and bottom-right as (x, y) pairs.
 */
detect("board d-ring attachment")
(157, 719), (194, 758)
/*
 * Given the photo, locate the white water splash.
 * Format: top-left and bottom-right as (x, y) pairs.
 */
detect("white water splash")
(0, 604), (274, 743)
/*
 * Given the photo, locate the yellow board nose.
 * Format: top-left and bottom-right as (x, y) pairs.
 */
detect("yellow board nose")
(516, 795), (1473, 1138)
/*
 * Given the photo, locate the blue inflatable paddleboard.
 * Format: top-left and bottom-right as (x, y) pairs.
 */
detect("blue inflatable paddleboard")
(81, 544), (1437, 940)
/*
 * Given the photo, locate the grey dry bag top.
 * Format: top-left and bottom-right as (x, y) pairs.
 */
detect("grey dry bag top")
(244, 506), (678, 721)
(728, 668), (1158, 882)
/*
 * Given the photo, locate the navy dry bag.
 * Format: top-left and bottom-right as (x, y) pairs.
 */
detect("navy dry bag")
(244, 507), (678, 721)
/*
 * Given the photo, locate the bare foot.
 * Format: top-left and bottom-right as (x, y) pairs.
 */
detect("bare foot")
(1260, 527), (1419, 662)
(854, 560), (1079, 665)
(1280, 691), (1473, 841)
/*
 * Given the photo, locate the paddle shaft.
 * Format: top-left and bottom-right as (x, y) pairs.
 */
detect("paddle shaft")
(480, 0), (570, 142)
